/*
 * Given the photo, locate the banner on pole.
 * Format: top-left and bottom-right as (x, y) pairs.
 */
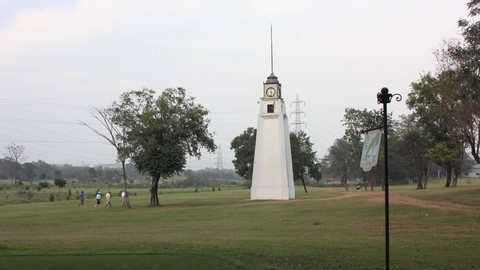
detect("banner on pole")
(360, 128), (382, 172)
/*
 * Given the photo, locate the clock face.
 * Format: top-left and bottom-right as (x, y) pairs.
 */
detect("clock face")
(266, 87), (276, 97)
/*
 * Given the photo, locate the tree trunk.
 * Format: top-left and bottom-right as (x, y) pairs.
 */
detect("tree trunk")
(363, 175), (368, 191)
(415, 155), (424, 189)
(121, 159), (127, 192)
(380, 175), (385, 191)
(369, 171), (376, 191)
(422, 159), (429, 189)
(416, 179), (423, 189)
(150, 174), (160, 206)
(452, 153), (463, 188)
(341, 178), (348, 191)
(445, 167), (452, 187)
(121, 159), (131, 208)
(300, 176), (308, 193)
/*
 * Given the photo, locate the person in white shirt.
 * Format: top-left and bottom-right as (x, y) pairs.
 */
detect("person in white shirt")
(94, 192), (101, 208)
(121, 191), (126, 208)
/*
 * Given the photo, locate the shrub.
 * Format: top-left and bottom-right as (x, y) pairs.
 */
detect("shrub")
(48, 193), (55, 202)
(54, 179), (66, 188)
(38, 182), (49, 189)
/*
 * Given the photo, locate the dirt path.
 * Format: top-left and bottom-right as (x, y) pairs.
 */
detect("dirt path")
(323, 188), (480, 214)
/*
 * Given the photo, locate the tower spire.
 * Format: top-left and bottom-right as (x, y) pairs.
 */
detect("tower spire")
(270, 24), (274, 74)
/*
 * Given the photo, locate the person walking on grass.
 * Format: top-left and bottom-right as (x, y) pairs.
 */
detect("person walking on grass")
(104, 191), (112, 208)
(121, 190), (127, 207)
(78, 191), (85, 207)
(94, 192), (101, 208)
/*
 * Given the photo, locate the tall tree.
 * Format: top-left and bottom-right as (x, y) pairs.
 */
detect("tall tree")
(33, 160), (54, 180)
(408, 71), (466, 187)
(116, 88), (216, 206)
(397, 115), (429, 189)
(445, 0), (480, 163)
(21, 162), (37, 181)
(341, 108), (384, 190)
(80, 106), (132, 207)
(290, 131), (322, 193)
(230, 127), (256, 187)
(321, 138), (356, 191)
(3, 143), (28, 185)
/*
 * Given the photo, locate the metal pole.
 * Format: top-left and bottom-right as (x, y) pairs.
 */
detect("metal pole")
(377, 87), (401, 270)
(383, 98), (390, 270)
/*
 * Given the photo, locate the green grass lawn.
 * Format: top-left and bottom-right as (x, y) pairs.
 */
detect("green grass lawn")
(0, 182), (479, 269)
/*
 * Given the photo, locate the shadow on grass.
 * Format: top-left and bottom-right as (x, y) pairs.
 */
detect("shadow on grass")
(0, 253), (249, 270)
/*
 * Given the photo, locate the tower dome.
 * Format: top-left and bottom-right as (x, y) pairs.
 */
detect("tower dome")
(265, 73), (279, 84)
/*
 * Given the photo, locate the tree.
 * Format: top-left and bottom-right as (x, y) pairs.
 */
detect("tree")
(341, 108), (384, 190)
(408, 72), (466, 187)
(54, 178), (67, 188)
(447, 0), (480, 163)
(80, 106), (133, 207)
(408, 0), (479, 178)
(116, 88), (216, 206)
(3, 143), (28, 185)
(321, 138), (356, 190)
(230, 127), (256, 187)
(290, 131), (322, 193)
(428, 142), (463, 187)
(34, 160), (54, 179)
(397, 115), (429, 189)
(21, 162), (37, 182)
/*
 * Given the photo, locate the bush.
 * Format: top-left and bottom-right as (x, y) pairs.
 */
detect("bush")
(54, 179), (66, 188)
(38, 182), (49, 189)
(48, 193), (55, 202)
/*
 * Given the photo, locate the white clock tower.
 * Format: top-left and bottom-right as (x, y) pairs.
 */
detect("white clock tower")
(250, 30), (294, 200)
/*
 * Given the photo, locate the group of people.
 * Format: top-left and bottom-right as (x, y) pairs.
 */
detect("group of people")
(77, 190), (130, 208)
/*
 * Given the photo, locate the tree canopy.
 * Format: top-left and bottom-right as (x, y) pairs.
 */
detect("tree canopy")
(230, 127), (256, 187)
(290, 131), (322, 192)
(406, 0), (480, 186)
(113, 88), (216, 206)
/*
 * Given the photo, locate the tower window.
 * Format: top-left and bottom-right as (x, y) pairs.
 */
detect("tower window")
(267, 104), (274, 113)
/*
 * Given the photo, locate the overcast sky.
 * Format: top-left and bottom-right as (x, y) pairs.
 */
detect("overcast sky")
(0, 0), (469, 170)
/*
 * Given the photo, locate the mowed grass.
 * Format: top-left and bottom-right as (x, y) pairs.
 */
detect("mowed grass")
(0, 182), (479, 270)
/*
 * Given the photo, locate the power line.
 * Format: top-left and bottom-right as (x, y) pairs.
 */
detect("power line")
(0, 97), (89, 110)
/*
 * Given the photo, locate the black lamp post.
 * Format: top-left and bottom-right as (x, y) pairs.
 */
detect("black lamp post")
(376, 87), (402, 270)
